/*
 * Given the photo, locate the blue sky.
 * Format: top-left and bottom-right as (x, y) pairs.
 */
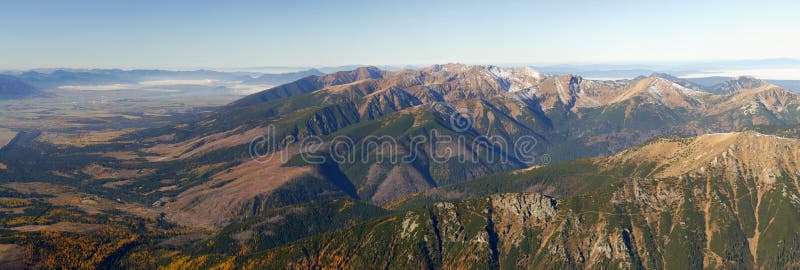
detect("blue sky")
(2, 0), (799, 69)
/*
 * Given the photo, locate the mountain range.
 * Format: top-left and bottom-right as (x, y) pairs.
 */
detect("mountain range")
(2, 64), (800, 268)
(125, 64), (800, 227)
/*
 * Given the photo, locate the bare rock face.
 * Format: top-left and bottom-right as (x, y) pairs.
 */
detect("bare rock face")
(490, 193), (557, 225)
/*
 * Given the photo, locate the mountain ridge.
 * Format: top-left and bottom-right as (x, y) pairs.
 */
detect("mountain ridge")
(214, 132), (800, 268)
(242, 68), (325, 85)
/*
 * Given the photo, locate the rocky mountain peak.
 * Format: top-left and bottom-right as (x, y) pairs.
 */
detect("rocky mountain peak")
(422, 63), (471, 73)
(610, 76), (706, 109)
(649, 72), (678, 80)
(349, 66), (385, 80)
(647, 72), (706, 91)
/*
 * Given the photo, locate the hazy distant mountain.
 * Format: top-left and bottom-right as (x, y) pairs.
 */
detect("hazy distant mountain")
(686, 76), (800, 94)
(242, 68), (325, 85)
(534, 58), (800, 79)
(684, 76), (733, 88)
(315, 65), (407, 73)
(535, 66), (656, 79)
(11, 69), (252, 89)
(235, 65), (409, 74)
(683, 58), (800, 70)
(0, 74), (42, 99)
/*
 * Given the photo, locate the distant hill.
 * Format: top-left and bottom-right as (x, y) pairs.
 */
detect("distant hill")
(242, 68), (325, 85)
(0, 74), (42, 100)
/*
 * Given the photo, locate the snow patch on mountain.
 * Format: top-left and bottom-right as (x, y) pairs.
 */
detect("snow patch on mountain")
(485, 66), (544, 93)
(644, 78), (705, 106)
